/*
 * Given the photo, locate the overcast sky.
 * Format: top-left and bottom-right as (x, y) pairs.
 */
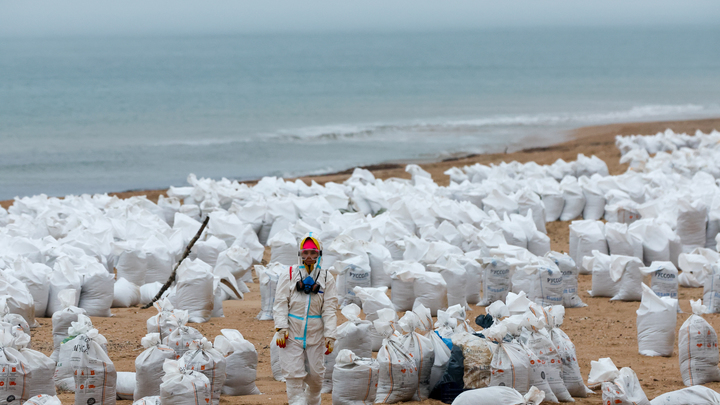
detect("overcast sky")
(2, 1), (720, 37)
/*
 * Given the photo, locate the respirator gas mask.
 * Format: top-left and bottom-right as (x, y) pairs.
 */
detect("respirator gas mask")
(296, 275), (322, 294)
(296, 247), (323, 294)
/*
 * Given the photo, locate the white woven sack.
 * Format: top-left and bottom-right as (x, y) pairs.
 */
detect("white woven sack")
(559, 176), (586, 221)
(132, 396), (161, 405)
(446, 304), (474, 334)
(213, 329), (260, 396)
(163, 322), (204, 360)
(637, 283), (677, 357)
(516, 188), (547, 233)
(159, 359), (211, 405)
(13, 332), (56, 398)
(366, 242), (393, 288)
(524, 319), (572, 402)
(134, 333), (177, 400)
(703, 264), (720, 314)
(387, 261), (424, 312)
(587, 250), (619, 297)
(353, 286), (393, 323)
(678, 299), (720, 386)
(147, 298), (185, 341)
(569, 220), (607, 275)
(412, 304), (450, 391)
(353, 286), (394, 352)
(139, 282), (163, 306)
(580, 177), (606, 220)
(539, 187), (564, 222)
(488, 340), (530, 394)
(373, 311), (418, 404)
(206, 210), (248, 247)
(650, 386), (720, 405)
(545, 252), (585, 308)
(323, 304), (372, 393)
(268, 229), (298, 266)
(437, 257), (468, 309)
(458, 256), (483, 305)
(54, 314), (97, 392)
(50, 289), (86, 362)
(117, 371), (136, 400)
(332, 350), (379, 405)
(398, 311), (434, 401)
(180, 337), (226, 405)
(414, 272), (448, 316)
(9, 257), (50, 318)
(515, 263), (564, 307)
(677, 199), (708, 253)
(601, 367), (650, 405)
(69, 329), (117, 405)
(23, 395), (63, 405)
(0, 271), (36, 328)
(190, 236), (226, 268)
(609, 255), (644, 301)
(214, 244), (254, 284)
(142, 235), (176, 284)
(47, 257), (82, 317)
(1, 309), (29, 338)
(605, 223), (644, 261)
(112, 277), (141, 308)
(482, 189), (519, 218)
(678, 248), (719, 287)
(522, 339), (556, 401)
(0, 330), (30, 403)
(434, 310), (458, 340)
(478, 257), (511, 306)
(630, 220), (671, 266)
(255, 263), (283, 320)
(510, 211), (549, 256)
(575, 154), (608, 177)
(78, 263), (114, 317)
(113, 244), (148, 286)
(546, 306), (591, 397)
(451, 386), (545, 405)
(337, 259), (372, 308)
(175, 259), (214, 323)
(640, 262), (678, 299)
(495, 214), (527, 249)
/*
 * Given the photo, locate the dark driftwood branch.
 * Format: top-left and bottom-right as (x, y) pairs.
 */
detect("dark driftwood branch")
(141, 216), (210, 309)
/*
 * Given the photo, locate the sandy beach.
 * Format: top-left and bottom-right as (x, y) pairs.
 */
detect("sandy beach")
(6, 116), (720, 404)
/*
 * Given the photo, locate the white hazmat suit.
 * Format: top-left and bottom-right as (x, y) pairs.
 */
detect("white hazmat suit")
(274, 234), (338, 405)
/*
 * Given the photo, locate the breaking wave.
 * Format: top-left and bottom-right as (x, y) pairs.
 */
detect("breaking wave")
(270, 104), (711, 142)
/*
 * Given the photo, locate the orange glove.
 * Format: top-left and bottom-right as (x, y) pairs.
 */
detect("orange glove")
(276, 329), (288, 348)
(324, 337), (335, 355)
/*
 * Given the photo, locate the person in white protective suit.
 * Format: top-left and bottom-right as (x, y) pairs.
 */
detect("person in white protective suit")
(274, 233), (338, 405)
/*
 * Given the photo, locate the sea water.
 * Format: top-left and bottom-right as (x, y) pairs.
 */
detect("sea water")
(1, 28), (720, 199)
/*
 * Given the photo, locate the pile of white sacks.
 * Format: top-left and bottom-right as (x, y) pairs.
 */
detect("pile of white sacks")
(45, 293), (261, 405)
(0, 133), (653, 329)
(0, 191), (260, 326)
(0, 129), (719, 401)
(0, 130), (718, 319)
(322, 295), (592, 404)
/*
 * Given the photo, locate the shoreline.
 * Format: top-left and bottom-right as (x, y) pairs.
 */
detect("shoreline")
(2, 116), (720, 209)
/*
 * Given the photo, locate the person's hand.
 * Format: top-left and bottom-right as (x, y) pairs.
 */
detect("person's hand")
(276, 329), (289, 348)
(324, 337), (335, 355)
